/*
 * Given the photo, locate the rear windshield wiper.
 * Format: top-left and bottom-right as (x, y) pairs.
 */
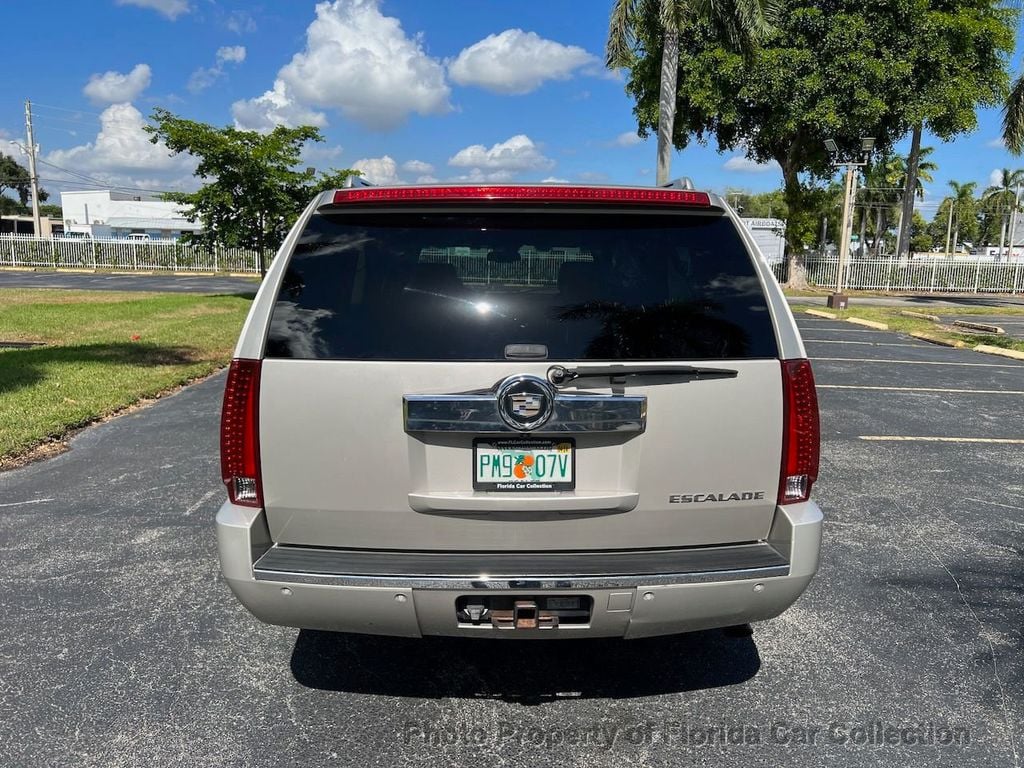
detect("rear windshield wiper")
(547, 364), (738, 387)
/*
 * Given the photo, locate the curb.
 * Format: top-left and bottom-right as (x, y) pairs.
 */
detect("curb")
(910, 332), (965, 349)
(973, 344), (1024, 361)
(900, 310), (941, 322)
(954, 320), (1005, 335)
(804, 309), (837, 319)
(846, 317), (889, 330)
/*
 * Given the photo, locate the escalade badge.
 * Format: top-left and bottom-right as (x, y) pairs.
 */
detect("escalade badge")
(496, 375), (555, 432)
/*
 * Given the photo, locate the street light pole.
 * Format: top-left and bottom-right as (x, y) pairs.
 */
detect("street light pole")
(825, 137), (874, 308)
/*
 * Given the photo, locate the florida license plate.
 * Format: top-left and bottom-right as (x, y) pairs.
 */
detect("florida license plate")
(473, 438), (575, 492)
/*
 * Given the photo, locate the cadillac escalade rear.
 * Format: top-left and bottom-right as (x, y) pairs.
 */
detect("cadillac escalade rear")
(216, 183), (823, 638)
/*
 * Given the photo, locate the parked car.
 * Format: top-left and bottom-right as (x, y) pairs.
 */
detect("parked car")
(216, 182), (823, 639)
(124, 233), (151, 242)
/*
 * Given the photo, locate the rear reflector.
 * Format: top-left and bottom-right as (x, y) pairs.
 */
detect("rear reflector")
(332, 185), (711, 207)
(220, 359), (263, 508)
(778, 359), (820, 505)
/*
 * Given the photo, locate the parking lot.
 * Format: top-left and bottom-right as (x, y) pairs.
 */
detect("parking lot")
(1, 313), (1021, 767)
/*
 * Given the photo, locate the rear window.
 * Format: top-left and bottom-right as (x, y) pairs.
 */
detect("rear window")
(265, 210), (778, 361)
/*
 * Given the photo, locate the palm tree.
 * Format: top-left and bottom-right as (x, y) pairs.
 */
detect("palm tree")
(886, 147), (937, 256)
(982, 168), (1024, 256)
(947, 180), (978, 255)
(1003, 73), (1024, 154)
(606, 0), (776, 186)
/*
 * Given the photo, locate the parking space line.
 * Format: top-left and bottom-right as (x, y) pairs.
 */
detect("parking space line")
(818, 385), (1024, 394)
(859, 436), (1024, 444)
(794, 327), (892, 333)
(804, 339), (927, 347)
(812, 357), (1024, 368)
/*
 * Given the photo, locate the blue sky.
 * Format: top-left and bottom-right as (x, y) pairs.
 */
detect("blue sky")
(2, 0), (1022, 220)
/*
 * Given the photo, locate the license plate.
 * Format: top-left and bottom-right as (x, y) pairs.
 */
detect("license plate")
(473, 438), (575, 492)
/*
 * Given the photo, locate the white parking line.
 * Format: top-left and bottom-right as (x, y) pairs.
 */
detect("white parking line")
(813, 357), (1023, 368)
(795, 327), (890, 333)
(804, 339), (927, 347)
(859, 436), (1024, 444)
(818, 385), (1024, 394)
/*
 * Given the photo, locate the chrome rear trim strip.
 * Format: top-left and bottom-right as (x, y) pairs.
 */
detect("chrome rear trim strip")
(403, 393), (646, 433)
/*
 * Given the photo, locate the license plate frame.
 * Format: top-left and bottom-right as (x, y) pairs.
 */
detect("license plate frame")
(472, 438), (576, 492)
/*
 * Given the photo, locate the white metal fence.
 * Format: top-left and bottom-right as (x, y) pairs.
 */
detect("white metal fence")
(770, 255), (1024, 295)
(0, 234), (269, 274)
(4, 234), (1024, 293)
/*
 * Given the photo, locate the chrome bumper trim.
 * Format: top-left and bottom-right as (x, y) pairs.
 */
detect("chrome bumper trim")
(252, 543), (789, 589)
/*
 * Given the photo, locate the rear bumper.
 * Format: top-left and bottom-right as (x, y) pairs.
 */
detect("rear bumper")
(216, 501), (822, 639)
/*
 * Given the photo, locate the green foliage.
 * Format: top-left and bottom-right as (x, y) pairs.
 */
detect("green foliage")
(617, 0), (1016, 257)
(909, 211), (931, 253)
(0, 153), (47, 208)
(145, 109), (357, 252)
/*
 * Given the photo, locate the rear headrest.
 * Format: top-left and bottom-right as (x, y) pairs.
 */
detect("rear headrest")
(406, 262), (464, 297)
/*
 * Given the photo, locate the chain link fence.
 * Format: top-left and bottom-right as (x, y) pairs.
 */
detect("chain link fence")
(0, 234), (269, 274)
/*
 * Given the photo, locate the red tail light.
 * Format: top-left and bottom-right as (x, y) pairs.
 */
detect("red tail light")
(779, 359), (820, 504)
(332, 185), (711, 207)
(220, 359), (263, 508)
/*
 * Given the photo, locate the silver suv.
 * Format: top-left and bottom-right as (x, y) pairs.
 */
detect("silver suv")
(216, 182), (822, 638)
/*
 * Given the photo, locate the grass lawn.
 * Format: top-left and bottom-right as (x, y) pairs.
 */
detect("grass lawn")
(0, 289), (251, 465)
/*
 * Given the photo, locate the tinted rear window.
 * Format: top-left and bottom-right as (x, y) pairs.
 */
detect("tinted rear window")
(265, 211), (778, 361)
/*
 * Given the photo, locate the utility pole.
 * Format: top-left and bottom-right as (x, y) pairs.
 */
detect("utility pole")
(24, 100), (42, 237)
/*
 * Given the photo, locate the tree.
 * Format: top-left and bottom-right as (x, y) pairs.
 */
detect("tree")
(947, 181), (979, 253)
(909, 211), (931, 254)
(145, 109), (357, 276)
(0, 153), (47, 209)
(606, 0), (775, 186)
(615, 0), (1016, 284)
(895, 4), (1013, 258)
(982, 168), (1024, 253)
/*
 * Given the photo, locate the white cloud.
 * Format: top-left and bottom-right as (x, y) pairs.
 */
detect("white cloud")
(217, 45), (247, 65)
(987, 137), (1006, 149)
(448, 135), (554, 174)
(232, 79), (327, 132)
(352, 155), (403, 185)
(189, 46), (247, 93)
(723, 155), (780, 173)
(541, 177), (570, 183)
(234, 0), (450, 131)
(449, 168), (517, 183)
(402, 159), (434, 174)
(612, 131), (642, 147)
(83, 64), (152, 105)
(300, 143), (344, 168)
(226, 10), (257, 34)
(44, 103), (196, 191)
(990, 168), (1004, 187)
(449, 29), (598, 95)
(115, 0), (189, 20)
(416, 175), (440, 184)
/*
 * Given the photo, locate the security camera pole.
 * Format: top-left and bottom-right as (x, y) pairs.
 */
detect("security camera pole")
(824, 137), (875, 309)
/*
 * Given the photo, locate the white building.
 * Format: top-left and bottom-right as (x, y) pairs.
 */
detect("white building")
(60, 190), (201, 240)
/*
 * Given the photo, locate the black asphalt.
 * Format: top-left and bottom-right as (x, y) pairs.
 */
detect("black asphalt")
(1, 318), (1022, 767)
(0, 269), (258, 295)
